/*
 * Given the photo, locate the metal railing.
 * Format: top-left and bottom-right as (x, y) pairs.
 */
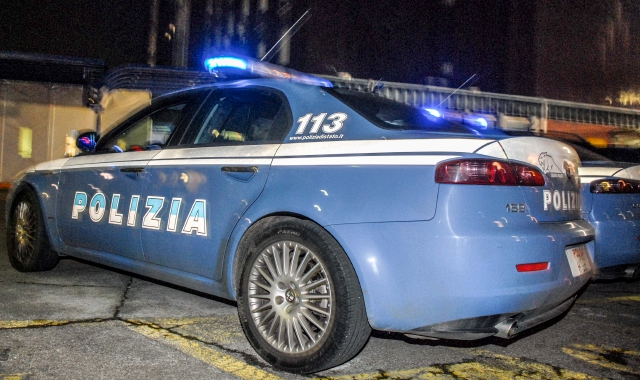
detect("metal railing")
(323, 75), (640, 129)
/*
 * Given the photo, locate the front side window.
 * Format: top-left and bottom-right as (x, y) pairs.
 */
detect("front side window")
(190, 88), (290, 145)
(99, 103), (188, 152)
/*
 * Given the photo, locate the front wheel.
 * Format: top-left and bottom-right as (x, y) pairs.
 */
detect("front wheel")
(7, 189), (59, 272)
(237, 217), (371, 373)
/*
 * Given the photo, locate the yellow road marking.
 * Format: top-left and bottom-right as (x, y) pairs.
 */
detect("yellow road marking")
(0, 320), (71, 329)
(136, 315), (245, 345)
(577, 295), (640, 304)
(2, 317), (635, 379)
(319, 350), (604, 380)
(563, 344), (640, 375)
(127, 321), (283, 380)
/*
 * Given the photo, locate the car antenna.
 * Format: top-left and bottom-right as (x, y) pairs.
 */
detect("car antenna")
(261, 9), (312, 62)
(437, 73), (477, 107)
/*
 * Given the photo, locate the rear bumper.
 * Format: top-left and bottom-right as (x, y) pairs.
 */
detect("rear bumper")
(327, 218), (595, 334)
(405, 293), (579, 340)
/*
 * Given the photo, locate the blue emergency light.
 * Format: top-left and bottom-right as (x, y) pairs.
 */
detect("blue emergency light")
(204, 57), (248, 71)
(466, 116), (489, 129)
(204, 55), (333, 87)
(425, 108), (441, 118)
(424, 108), (493, 130)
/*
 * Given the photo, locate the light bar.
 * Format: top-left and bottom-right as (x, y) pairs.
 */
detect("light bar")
(204, 55), (333, 87)
(425, 108), (441, 118)
(424, 108), (495, 129)
(204, 57), (248, 71)
(473, 117), (489, 128)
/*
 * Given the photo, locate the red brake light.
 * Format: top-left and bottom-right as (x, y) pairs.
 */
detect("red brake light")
(513, 163), (546, 186)
(516, 262), (550, 272)
(591, 179), (640, 193)
(435, 159), (545, 186)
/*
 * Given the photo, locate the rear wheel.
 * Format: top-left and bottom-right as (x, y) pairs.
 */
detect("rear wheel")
(7, 189), (59, 272)
(237, 217), (371, 373)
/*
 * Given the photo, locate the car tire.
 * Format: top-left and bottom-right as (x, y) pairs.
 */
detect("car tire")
(6, 189), (59, 272)
(237, 217), (371, 373)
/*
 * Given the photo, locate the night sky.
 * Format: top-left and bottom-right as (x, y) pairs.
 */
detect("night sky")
(0, 0), (509, 89)
(0, 1), (150, 65)
(2, 0), (640, 105)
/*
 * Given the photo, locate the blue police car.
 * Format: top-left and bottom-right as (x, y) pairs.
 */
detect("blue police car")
(544, 134), (640, 280)
(464, 128), (640, 282)
(6, 56), (595, 373)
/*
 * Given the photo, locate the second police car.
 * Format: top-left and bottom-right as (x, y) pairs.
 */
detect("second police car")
(540, 132), (640, 279)
(6, 56), (595, 373)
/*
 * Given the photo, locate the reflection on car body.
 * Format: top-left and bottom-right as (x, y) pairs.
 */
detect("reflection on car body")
(5, 56), (595, 374)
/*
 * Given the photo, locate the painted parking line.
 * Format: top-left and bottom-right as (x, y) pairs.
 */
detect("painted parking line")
(126, 320), (284, 380)
(2, 317), (636, 379)
(577, 295), (640, 304)
(318, 350), (606, 380)
(0, 317), (281, 380)
(0, 374), (30, 380)
(563, 344), (640, 376)
(132, 315), (246, 345)
(0, 319), (73, 329)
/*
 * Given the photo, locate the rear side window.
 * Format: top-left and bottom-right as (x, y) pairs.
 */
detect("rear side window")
(189, 88), (292, 145)
(327, 88), (477, 134)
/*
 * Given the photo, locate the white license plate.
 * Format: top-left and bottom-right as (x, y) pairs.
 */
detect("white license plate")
(565, 244), (593, 277)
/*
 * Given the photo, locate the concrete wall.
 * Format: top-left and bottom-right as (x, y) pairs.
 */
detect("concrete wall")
(0, 80), (96, 184)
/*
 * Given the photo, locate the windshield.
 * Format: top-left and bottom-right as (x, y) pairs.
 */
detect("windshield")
(327, 88), (481, 135)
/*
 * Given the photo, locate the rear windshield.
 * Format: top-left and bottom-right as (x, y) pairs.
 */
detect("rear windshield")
(327, 88), (479, 135)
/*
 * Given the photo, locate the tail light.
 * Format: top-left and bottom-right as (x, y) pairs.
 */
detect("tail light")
(435, 159), (545, 186)
(591, 178), (640, 193)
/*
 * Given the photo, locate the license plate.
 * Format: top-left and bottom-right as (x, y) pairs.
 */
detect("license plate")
(565, 244), (593, 277)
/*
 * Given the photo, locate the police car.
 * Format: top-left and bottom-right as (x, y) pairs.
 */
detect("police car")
(6, 56), (595, 373)
(542, 133), (640, 280)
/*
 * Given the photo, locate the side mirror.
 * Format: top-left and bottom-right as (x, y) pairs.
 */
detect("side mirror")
(76, 131), (98, 152)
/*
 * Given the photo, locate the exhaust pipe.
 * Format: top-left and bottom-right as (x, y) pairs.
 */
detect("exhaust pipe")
(494, 317), (518, 339)
(624, 266), (639, 279)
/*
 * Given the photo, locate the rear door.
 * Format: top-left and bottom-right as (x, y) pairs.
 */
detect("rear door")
(139, 86), (293, 279)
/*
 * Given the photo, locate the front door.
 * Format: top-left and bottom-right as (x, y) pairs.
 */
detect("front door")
(139, 86), (292, 279)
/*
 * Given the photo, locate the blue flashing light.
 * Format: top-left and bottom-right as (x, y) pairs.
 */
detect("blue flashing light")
(476, 117), (488, 128)
(425, 108), (441, 118)
(204, 57), (248, 71)
(204, 54), (332, 87)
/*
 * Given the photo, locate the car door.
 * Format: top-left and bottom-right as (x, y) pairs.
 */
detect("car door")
(56, 91), (207, 261)
(139, 86), (292, 279)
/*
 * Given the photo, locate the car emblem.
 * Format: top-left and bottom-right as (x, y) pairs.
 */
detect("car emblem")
(538, 152), (565, 178)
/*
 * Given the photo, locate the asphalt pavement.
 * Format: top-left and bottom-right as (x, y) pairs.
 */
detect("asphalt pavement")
(0, 188), (639, 379)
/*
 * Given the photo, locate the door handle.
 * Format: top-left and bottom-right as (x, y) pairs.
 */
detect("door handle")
(221, 166), (258, 173)
(120, 167), (145, 173)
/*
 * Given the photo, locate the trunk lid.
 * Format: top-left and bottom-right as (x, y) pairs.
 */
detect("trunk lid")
(489, 136), (582, 222)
